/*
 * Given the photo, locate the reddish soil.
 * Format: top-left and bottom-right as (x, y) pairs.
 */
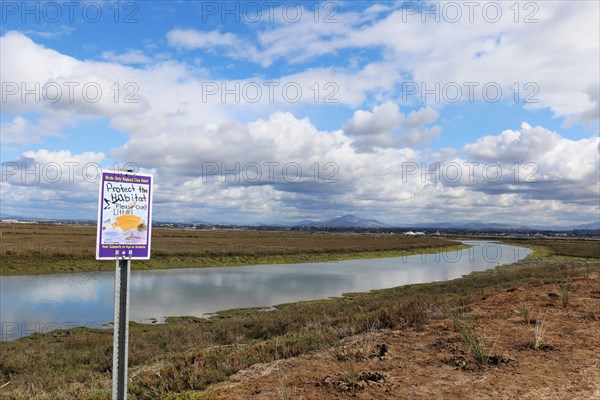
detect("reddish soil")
(212, 277), (600, 399)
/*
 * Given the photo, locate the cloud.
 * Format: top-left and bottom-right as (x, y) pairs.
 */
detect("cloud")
(162, 2), (599, 127)
(101, 50), (152, 65)
(343, 102), (440, 150)
(1, 8), (599, 227)
(465, 122), (560, 163)
(104, 111), (421, 222)
(0, 115), (64, 145)
(461, 123), (599, 205)
(562, 86), (600, 132)
(1, 149), (106, 217)
(167, 28), (240, 49)
(344, 102), (404, 138)
(20, 26), (75, 39)
(2, 114), (598, 225)
(464, 122), (599, 185)
(98, 110), (600, 224)
(2, 149), (105, 189)
(0, 28), (408, 149)
(0, 32), (148, 117)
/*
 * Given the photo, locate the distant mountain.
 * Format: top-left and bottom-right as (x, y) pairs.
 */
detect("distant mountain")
(410, 222), (455, 229)
(408, 221), (600, 231)
(528, 224), (569, 231)
(1, 212), (597, 232)
(296, 214), (387, 228)
(296, 219), (318, 226)
(191, 220), (214, 225)
(461, 222), (532, 230)
(0, 213), (24, 220)
(526, 222), (600, 231)
(573, 221), (600, 230)
(406, 221), (531, 230)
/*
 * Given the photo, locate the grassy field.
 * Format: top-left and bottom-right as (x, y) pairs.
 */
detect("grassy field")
(0, 235), (598, 399)
(0, 223), (465, 275)
(499, 237), (600, 258)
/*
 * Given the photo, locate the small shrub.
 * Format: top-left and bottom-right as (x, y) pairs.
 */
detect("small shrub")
(559, 284), (571, 308)
(461, 325), (488, 365)
(450, 308), (464, 332)
(533, 317), (547, 350)
(521, 303), (531, 325)
(375, 299), (429, 330)
(459, 322), (498, 366)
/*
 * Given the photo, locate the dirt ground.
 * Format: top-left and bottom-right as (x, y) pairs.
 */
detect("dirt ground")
(210, 277), (600, 400)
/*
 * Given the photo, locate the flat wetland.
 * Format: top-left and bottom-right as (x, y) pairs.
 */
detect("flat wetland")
(0, 223), (465, 275)
(0, 224), (598, 399)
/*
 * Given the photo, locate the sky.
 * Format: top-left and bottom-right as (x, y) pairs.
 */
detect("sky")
(1, 0), (599, 226)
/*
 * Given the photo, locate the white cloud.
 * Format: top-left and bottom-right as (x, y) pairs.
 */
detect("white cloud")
(1, 149), (106, 217)
(0, 116), (64, 145)
(1, 4), (599, 227)
(465, 122), (560, 163)
(0, 28), (410, 154)
(21, 26), (75, 39)
(344, 102), (404, 137)
(2, 149), (105, 188)
(101, 50), (151, 65)
(0, 32), (148, 116)
(99, 111), (600, 224)
(167, 28), (240, 49)
(2, 114), (598, 225)
(164, 2), (599, 126)
(464, 122), (599, 184)
(344, 102), (440, 150)
(461, 123), (599, 205)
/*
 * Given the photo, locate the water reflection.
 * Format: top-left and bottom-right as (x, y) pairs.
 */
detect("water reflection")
(1, 241), (531, 339)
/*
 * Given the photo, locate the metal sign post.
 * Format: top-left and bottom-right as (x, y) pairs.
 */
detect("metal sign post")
(112, 258), (131, 400)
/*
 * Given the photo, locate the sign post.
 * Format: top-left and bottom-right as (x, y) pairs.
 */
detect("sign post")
(112, 258), (131, 400)
(96, 170), (153, 400)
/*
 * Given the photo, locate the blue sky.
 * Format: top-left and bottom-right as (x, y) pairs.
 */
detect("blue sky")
(1, 1), (599, 226)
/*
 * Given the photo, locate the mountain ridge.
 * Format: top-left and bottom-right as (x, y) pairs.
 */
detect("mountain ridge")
(1, 212), (598, 231)
(295, 214), (387, 228)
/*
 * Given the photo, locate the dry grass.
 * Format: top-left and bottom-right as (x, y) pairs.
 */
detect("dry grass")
(559, 284), (571, 308)
(503, 237), (600, 258)
(0, 223), (462, 275)
(532, 314), (548, 350)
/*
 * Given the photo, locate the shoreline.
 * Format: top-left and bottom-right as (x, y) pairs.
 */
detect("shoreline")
(1, 240), (528, 342)
(4, 223), (597, 277)
(1, 231), (469, 276)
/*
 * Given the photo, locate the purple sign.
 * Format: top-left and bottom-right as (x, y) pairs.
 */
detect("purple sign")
(96, 171), (153, 260)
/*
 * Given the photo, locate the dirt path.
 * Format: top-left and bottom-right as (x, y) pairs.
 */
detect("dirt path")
(210, 277), (600, 399)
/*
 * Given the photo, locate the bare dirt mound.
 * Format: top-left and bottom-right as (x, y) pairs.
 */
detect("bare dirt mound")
(211, 278), (600, 399)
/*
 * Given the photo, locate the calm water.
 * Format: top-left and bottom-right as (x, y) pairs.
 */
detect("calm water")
(1, 241), (531, 340)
